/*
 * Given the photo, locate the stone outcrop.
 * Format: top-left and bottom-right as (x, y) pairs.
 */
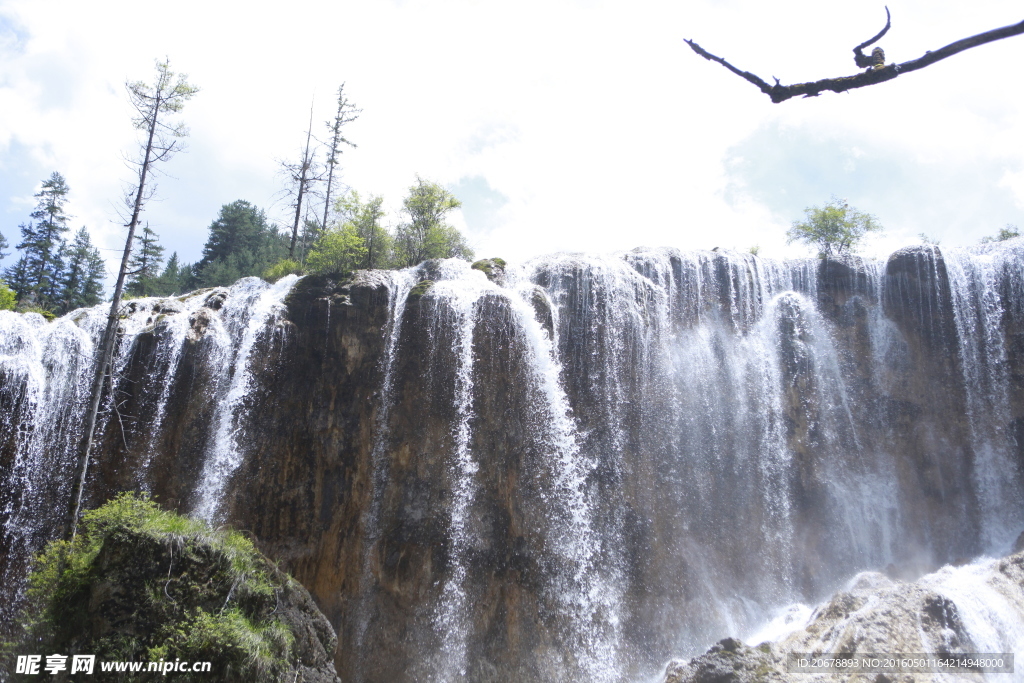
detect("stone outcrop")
(664, 550), (1024, 683)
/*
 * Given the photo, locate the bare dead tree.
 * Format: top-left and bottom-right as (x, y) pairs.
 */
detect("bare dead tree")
(686, 9), (1024, 103)
(283, 100), (324, 259)
(66, 59), (198, 539)
(320, 84), (361, 233)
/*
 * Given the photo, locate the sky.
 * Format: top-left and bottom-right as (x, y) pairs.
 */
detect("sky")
(1, 0), (1022, 281)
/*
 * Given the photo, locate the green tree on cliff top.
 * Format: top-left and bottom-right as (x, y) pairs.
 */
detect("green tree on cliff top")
(787, 197), (882, 257)
(980, 224), (1020, 243)
(393, 177), (473, 267)
(55, 227), (106, 314)
(13, 172), (72, 306)
(125, 224), (165, 297)
(337, 190), (391, 269)
(0, 228), (17, 310)
(195, 200), (289, 287)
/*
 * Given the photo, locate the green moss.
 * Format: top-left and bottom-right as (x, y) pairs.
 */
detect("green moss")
(471, 258), (507, 282)
(408, 279), (435, 298)
(16, 305), (56, 321)
(14, 493), (294, 681)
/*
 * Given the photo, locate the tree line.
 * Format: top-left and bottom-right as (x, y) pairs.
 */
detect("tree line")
(278, 175), (473, 279)
(97, 174), (473, 299)
(1, 83), (474, 315)
(0, 173), (474, 315)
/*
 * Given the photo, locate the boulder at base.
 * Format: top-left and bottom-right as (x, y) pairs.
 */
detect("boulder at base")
(7, 493), (340, 683)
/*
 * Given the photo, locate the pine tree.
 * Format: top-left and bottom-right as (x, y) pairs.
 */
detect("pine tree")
(18, 172), (73, 307)
(195, 200), (288, 287)
(320, 84), (360, 234)
(83, 247), (107, 307)
(45, 240), (68, 305)
(0, 229), (9, 262)
(3, 255), (32, 299)
(56, 227), (106, 313)
(295, 216), (321, 265)
(126, 224), (165, 296)
(282, 101), (323, 260)
(200, 200), (266, 263)
(154, 251), (188, 295)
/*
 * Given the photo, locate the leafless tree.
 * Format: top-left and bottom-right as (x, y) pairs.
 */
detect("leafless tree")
(282, 100), (324, 259)
(67, 59), (198, 539)
(320, 84), (361, 233)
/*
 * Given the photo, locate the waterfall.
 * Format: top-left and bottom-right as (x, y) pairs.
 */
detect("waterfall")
(426, 264), (492, 681)
(353, 268), (418, 677)
(922, 558), (1024, 670)
(194, 275), (299, 522)
(0, 277), (300, 625)
(716, 554), (1024, 683)
(384, 260), (624, 681)
(0, 311), (92, 624)
(945, 242), (1024, 552)
(2, 243), (1023, 682)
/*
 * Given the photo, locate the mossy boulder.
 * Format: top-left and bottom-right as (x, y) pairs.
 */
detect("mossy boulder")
(471, 257), (508, 285)
(7, 493), (339, 682)
(408, 279), (435, 298)
(15, 305), (56, 321)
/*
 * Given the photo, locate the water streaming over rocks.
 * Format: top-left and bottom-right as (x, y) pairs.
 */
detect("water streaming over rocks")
(193, 275), (300, 522)
(2, 243), (1023, 682)
(0, 277), (296, 622)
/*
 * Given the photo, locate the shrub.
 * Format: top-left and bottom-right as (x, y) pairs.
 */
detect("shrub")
(263, 258), (303, 282)
(0, 281), (15, 311)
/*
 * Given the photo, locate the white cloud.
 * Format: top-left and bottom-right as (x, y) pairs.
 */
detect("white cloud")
(1, 0), (1022, 279)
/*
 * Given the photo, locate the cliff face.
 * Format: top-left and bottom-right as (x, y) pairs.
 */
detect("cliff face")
(2, 244), (1024, 682)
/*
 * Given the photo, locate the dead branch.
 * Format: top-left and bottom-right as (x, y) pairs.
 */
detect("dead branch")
(853, 7), (891, 68)
(686, 13), (1024, 104)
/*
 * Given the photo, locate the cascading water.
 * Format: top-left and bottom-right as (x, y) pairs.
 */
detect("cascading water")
(2, 242), (1023, 682)
(353, 268), (418, 678)
(193, 275), (299, 522)
(0, 277), (299, 627)
(945, 242), (1024, 552)
(361, 260), (624, 681)
(0, 311), (93, 623)
(702, 553), (1024, 683)
(529, 249), (899, 650)
(426, 266), (493, 681)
